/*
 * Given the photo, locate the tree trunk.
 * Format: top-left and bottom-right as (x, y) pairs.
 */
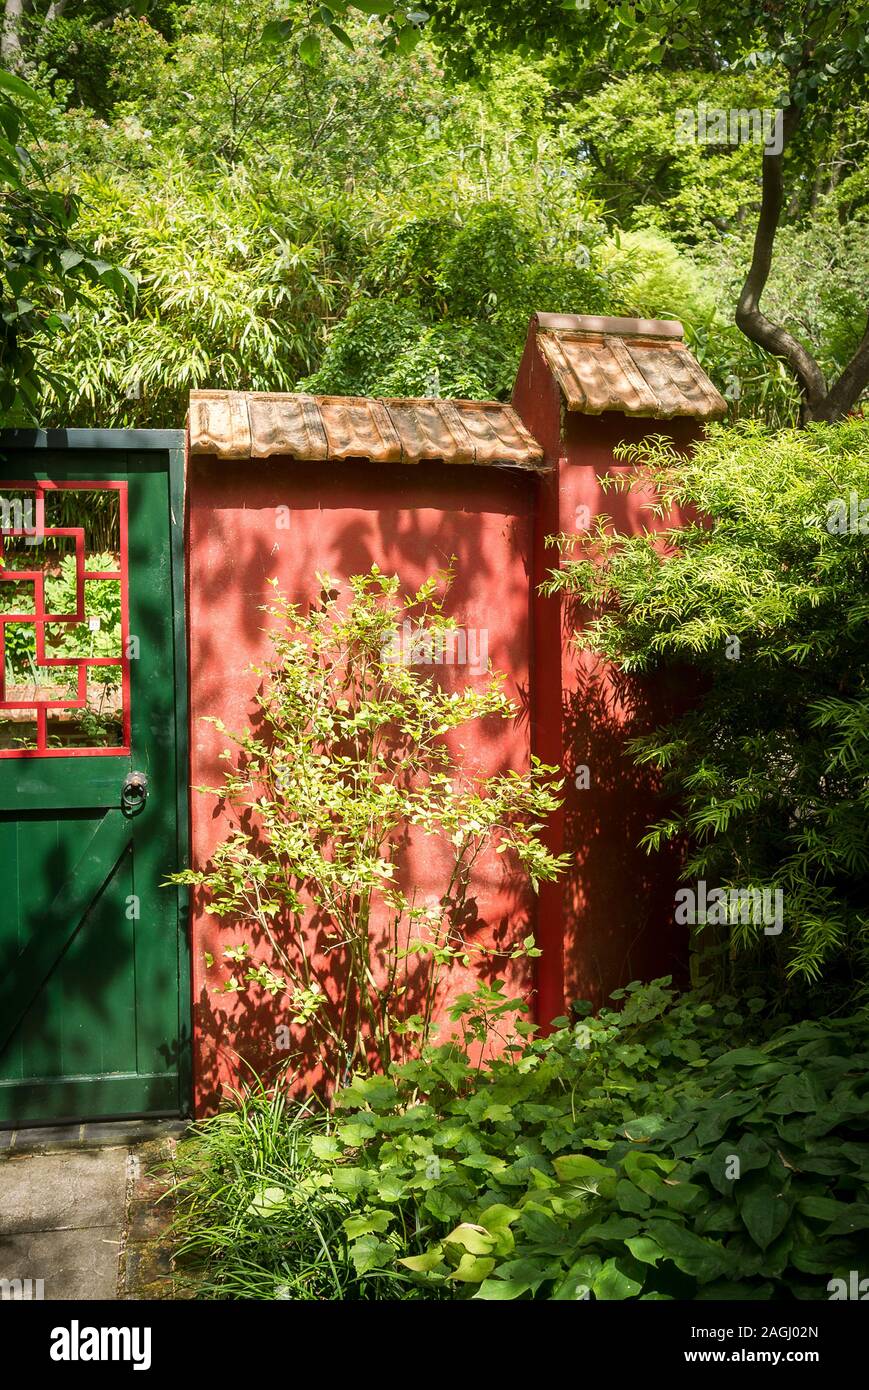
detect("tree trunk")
(1, 0), (30, 73)
(735, 101), (869, 425)
(805, 316), (869, 423)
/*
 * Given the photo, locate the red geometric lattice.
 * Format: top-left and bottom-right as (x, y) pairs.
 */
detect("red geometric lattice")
(0, 481), (130, 758)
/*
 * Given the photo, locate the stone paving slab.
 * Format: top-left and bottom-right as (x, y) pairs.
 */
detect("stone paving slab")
(0, 1148), (128, 1236)
(0, 1123), (187, 1301)
(0, 1226), (121, 1300)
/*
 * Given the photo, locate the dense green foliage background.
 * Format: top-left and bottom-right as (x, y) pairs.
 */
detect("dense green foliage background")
(2, 0), (866, 426)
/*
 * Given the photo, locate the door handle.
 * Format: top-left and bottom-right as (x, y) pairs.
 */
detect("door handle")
(121, 769), (149, 817)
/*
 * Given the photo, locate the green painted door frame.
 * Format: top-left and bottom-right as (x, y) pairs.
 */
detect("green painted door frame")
(0, 430), (190, 1127)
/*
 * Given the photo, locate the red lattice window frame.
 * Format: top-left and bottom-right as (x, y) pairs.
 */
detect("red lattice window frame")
(0, 480), (130, 758)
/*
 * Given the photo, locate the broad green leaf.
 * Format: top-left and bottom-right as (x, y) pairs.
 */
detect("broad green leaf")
(481, 1102), (514, 1122)
(298, 32), (322, 66)
(459, 1151), (506, 1173)
(350, 1234), (393, 1274)
(767, 1072), (821, 1114)
(443, 1222), (496, 1255)
(335, 1118), (377, 1146)
(447, 1252), (496, 1283)
(552, 1256), (601, 1300)
(394, 25), (422, 55)
(246, 1184), (287, 1216)
(474, 1278), (531, 1300)
(820, 1202), (869, 1237)
(615, 1178), (651, 1214)
(659, 1179), (705, 1212)
(342, 1210), (392, 1238)
(578, 1216), (641, 1245)
(0, 71), (41, 102)
(331, 1166), (374, 1194)
(328, 23), (355, 49)
(645, 1219), (732, 1281)
(796, 1194), (844, 1222)
(423, 1187), (464, 1223)
(262, 18), (294, 43)
(336, 1075), (399, 1111)
(592, 1258), (643, 1300)
(625, 1236), (665, 1267)
(477, 1203), (521, 1232)
(481, 1257), (550, 1298)
(400, 1246), (445, 1273)
(310, 1133), (342, 1160)
(736, 1179), (791, 1251)
(552, 1153), (612, 1183)
(709, 1048), (773, 1069)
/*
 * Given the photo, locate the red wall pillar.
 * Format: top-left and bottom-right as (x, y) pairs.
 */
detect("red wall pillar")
(513, 323), (700, 1020)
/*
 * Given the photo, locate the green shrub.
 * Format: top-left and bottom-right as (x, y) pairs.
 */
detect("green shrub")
(544, 418), (869, 992)
(171, 566), (565, 1093)
(172, 1087), (425, 1300)
(303, 202), (606, 400)
(35, 164), (360, 428)
(174, 979), (869, 1299)
(380, 995), (869, 1301)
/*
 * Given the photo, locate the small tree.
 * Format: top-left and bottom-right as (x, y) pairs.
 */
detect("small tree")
(173, 566), (566, 1094)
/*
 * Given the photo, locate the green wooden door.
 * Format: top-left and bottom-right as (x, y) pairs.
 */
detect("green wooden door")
(0, 434), (189, 1127)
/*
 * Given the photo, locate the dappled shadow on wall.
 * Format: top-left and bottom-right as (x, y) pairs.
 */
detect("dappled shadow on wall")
(561, 645), (692, 1013)
(187, 455), (539, 1109)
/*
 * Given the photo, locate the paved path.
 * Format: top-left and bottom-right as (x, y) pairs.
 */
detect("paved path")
(0, 1121), (185, 1301)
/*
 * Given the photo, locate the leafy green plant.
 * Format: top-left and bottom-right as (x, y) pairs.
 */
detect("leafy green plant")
(3, 0), (865, 428)
(171, 1083), (426, 1301)
(171, 566), (566, 1093)
(544, 417), (869, 992)
(563, 69), (783, 243)
(175, 978), (869, 1299)
(34, 162), (357, 427)
(302, 202), (606, 400)
(45, 553), (122, 684)
(0, 67), (135, 419)
(382, 996), (869, 1301)
(435, 0), (869, 422)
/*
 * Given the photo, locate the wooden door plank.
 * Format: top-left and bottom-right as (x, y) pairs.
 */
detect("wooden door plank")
(0, 808), (132, 1055)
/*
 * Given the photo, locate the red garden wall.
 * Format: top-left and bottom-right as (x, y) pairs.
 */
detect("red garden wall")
(186, 455), (537, 1113)
(185, 315), (726, 1114)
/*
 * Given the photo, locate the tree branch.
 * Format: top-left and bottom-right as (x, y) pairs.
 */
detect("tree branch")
(735, 102), (828, 420)
(814, 314), (869, 423)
